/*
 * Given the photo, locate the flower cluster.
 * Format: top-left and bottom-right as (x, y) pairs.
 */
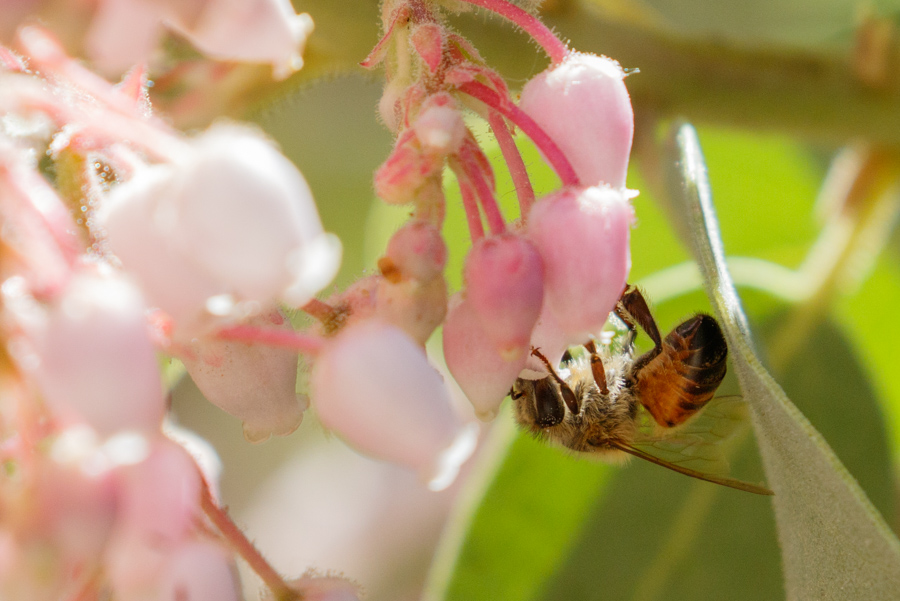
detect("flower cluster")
(0, 9), (354, 601)
(334, 0), (636, 425)
(0, 0), (636, 598)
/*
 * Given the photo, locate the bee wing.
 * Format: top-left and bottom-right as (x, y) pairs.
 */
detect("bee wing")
(626, 396), (773, 495)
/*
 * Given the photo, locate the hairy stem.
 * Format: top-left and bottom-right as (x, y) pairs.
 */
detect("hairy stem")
(454, 0), (568, 63)
(450, 160), (486, 242)
(488, 110), (536, 219)
(200, 480), (300, 601)
(459, 141), (507, 235)
(459, 80), (579, 187)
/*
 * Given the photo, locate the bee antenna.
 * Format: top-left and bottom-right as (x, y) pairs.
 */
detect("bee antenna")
(610, 441), (774, 496)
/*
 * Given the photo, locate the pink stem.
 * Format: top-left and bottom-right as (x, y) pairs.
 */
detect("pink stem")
(455, 0), (568, 63)
(458, 142), (507, 235)
(216, 325), (324, 356)
(458, 81), (580, 188)
(17, 26), (189, 161)
(488, 110), (536, 219)
(199, 480), (299, 601)
(449, 161), (486, 242)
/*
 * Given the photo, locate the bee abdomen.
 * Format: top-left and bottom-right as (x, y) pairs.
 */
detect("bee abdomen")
(635, 314), (727, 428)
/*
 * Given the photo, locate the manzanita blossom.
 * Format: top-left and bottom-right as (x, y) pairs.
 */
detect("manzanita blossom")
(464, 233), (544, 356)
(179, 309), (307, 443)
(5, 268), (165, 437)
(527, 185), (634, 343)
(98, 122), (342, 336)
(443, 293), (528, 420)
(519, 52), (635, 189)
(311, 319), (477, 491)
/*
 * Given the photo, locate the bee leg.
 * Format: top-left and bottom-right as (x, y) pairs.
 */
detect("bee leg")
(530, 347), (580, 415)
(616, 284), (663, 352)
(583, 340), (610, 395)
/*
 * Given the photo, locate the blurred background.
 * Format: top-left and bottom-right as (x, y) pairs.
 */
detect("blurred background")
(169, 0), (900, 599)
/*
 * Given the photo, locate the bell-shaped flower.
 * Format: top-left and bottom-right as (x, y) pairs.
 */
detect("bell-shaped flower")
(527, 185), (632, 342)
(86, 0), (314, 78)
(98, 122), (341, 335)
(165, 0), (315, 79)
(464, 234), (544, 356)
(180, 309), (306, 443)
(6, 269), (165, 437)
(519, 52), (634, 188)
(443, 294), (527, 421)
(310, 319), (476, 490)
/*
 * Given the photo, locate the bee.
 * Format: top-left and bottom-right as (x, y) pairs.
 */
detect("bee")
(510, 285), (773, 495)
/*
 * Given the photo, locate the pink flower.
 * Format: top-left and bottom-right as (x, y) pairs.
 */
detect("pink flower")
(527, 185), (633, 344)
(86, 0), (314, 78)
(6, 269), (165, 437)
(180, 309), (307, 443)
(464, 233), (544, 356)
(310, 320), (476, 490)
(442, 294), (527, 420)
(104, 439), (204, 599)
(519, 52), (634, 188)
(98, 123), (341, 335)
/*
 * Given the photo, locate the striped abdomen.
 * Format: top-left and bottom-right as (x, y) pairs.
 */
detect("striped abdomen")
(633, 314), (727, 428)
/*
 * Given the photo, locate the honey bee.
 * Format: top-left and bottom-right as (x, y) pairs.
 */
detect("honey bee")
(510, 285), (773, 495)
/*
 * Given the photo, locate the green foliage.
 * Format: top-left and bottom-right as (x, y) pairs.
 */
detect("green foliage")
(664, 124), (900, 599)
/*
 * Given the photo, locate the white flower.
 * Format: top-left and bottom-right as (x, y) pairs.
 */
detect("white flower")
(98, 123), (341, 335)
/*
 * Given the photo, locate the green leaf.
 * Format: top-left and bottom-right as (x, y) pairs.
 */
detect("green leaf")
(664, 122), (900, 599)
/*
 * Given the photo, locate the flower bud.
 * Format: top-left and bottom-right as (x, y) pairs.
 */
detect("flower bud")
(9, 270), (165, 437)
(98, 123), (341, 333)
(180, 310), (306, 443)
(382, 220), (447, 283)
(374, 130), (443, 204)
(412, 94), (466, 157)
(310, 320), (476, 490)
(527, 185), (632, 340)
(443, 294), (527, 421)
(519, 52), (634, 188)
(464, 234), (543, 355)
